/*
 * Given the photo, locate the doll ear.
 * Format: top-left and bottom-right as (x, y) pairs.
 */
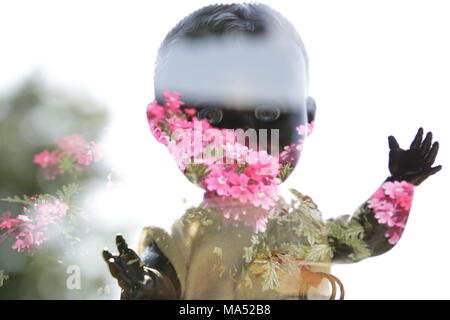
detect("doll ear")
(306, 96), (316, 124)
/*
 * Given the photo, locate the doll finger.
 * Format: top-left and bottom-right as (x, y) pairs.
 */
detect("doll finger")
(116, 235), (141, 266)
(415, 165), (442, 185)
(115, 235), (143, 274)
(116, 234), (129, 257)
(102, 249), (137, 279)
(420, 132), (432, 156)
(410, 127), (423, 150)
(102, 249), (114, 262)
(124, 247), (142, 264)
(428, 165), (442, 176)
(425, 142), (439, 167)
(388, 136), (400, 150)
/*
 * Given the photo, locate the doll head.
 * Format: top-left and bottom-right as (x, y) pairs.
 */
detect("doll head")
(147, 3), (315, 229)
(152, 3), (315, 166)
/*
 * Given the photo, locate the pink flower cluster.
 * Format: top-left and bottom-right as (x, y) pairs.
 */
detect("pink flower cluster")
(279, 141), (303, 167)
(280, 120), (314, 167)
(203, 145), (281, 209)
(147, 91), (283, 232)
(33, 134), (102, 180)
(296, 121), (314, 137)
(278, 121), (314, 167)
(367, 181), (414, 244)
(203, 196), (272, 233)
(0, 198), (69, 254)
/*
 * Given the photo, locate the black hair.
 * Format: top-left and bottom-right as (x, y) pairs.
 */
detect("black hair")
(154, 3), (308, 91)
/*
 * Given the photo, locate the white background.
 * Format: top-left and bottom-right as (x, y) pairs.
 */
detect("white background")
(0, 0), (449, 299)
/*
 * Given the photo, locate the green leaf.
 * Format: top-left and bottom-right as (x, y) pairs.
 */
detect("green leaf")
(57, 154), (78, 174)
(243, 247), (255, 264)
(278, 163), (293, 181)
(55, 183), (80, 204)
(1, 194), (33, 206)
(235, 163), (249, 174)
(261, 259), (281, 291)
(305, 244), (333, 262)
(202, 219), (213, 226)
(326, 215), (372, 262)
(0, 270), (9, 288)
(185, 164), (210, 186)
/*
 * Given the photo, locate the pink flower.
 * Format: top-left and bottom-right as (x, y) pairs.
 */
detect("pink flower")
(0, 198), (69, 255)
(56, 135), (102, 167)
(368, 181), (414, 245)
(248, 184), (278, 210)
(183, 108), (197, 116)
(75, 141), (101, 166)
(167, 140), (189, 171)
(56, 134), (86, 154)
(150, 124), (169, 145)
(374, 210), (394, 225)
(202, 196), (272, 233)
(253, 151), (280, 176)
(280, 143), (299, 167)
(163, 90), (185, 110)
(11, 227), (45, 253)
(168, 118), (195, 131)
(384, 226), (404, 245)
(204, 166), (231, 196)
(279, 123), (310, 168)
(383, 181), (414, 200)
(33, 150), (60, 168)
(146, 100), (165, 122)
(229, 173), (254, 203)
(296, 121), (314, 137)
(34, 134), (103, 180)
(0, 212), (21, 230)
(245, 210), (271, 233)
(307, 121), (315, 135)
(34, 199), (69, 227)
(367, 198), (395, 214)
(397, 196), (413, 212)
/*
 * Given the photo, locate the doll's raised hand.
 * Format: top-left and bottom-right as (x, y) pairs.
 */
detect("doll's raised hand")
(387, 128), (442, 186)
(102, 235), (178, 300)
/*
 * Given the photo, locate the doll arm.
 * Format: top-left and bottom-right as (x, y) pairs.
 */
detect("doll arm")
(326, 181), (414, 264)
(327, 128), (441, 263)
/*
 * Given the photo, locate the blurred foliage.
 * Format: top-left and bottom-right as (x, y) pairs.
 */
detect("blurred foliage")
(0, 75), (114, 299)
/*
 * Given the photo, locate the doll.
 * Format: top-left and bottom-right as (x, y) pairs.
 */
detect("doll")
(102, 3), (441, 300)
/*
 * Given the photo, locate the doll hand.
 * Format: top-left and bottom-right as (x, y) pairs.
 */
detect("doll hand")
(102, 235), (178, 300)
(387, 128), (442, 186)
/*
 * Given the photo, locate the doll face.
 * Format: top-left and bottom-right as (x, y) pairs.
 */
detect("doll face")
(155, 32), (312, 166)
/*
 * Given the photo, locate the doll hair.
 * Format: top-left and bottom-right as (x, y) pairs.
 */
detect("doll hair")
(154, 3), (309, 98)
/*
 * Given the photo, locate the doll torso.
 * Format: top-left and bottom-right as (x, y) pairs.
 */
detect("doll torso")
(138, 193), (336, 300)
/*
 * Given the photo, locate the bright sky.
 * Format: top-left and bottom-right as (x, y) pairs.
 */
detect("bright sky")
(1, 0), (450, 299)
